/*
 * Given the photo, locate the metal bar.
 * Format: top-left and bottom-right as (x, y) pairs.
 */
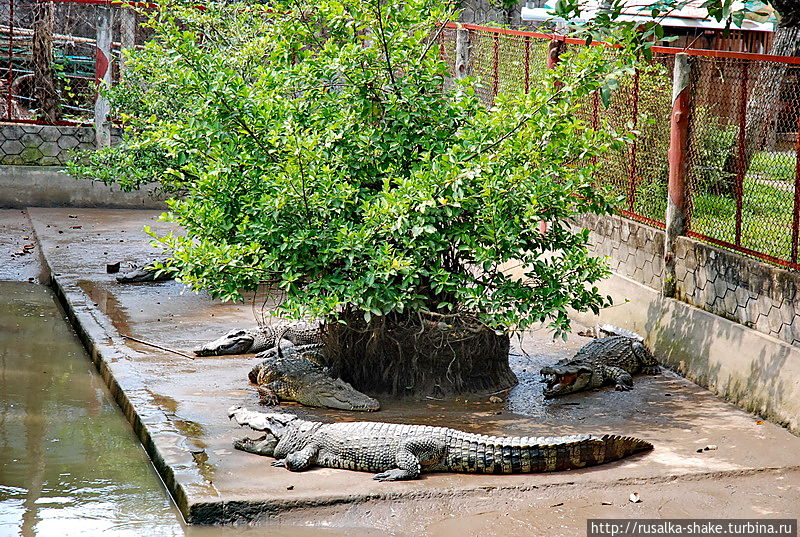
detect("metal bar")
(443, 23), (800, 65)
(618, 209), (666, 229)
(6, 0), (14, 121)
(492, 33), (499, 98)
(523, 35), (530, 94)
(734, 62), (749, 247)
(793, 115), (800, 264)
(628, 69), (640, 213)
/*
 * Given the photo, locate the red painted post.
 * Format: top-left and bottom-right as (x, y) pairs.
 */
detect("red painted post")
(6, 0), (14, 121)
(628, 69), (640, 212)
(792, 116), (800, 264)
(664, 53), (691, 297)
(734, 62), (749, 246)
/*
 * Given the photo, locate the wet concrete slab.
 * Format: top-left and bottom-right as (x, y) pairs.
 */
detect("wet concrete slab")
(26, 207), (800, 528)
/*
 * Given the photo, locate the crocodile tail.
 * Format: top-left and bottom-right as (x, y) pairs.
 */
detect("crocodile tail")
(446, 431), (652, 474)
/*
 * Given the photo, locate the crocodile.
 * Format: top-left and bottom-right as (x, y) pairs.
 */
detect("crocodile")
(115, 257), (174, 283)
(247, 346), (380, 411)
(228, 406), (652, 481)
(540, 329), (660, 398)
(193, 321), (322, 356)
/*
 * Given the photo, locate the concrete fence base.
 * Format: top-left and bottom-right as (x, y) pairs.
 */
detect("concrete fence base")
(0, 166), (166, 209)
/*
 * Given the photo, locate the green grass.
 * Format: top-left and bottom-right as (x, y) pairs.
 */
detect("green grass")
(690, 176), (796, 261)
(749, 150), (796, 183)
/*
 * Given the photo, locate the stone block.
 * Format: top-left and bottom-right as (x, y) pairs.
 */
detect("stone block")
(20, 124), (42, 134)
(39, 141), (61, 158)
(58, 136), (80, 150)
(1, 124), (25, 140)
(1, 139), (24, 155)
(20, 146), (43, 163)
(39, 126), (62, 142)
(20, 132), (43, 148)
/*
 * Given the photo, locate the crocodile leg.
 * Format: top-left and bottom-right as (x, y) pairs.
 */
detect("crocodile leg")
(273, 445), (319, 471)
(632, 341), (660, 374)
(603, 365), (634, 391)
(257, 383), (281, 406)
(373, 438), (444, 481)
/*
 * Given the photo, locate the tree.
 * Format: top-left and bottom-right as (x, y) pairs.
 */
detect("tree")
(71, 0), (641, 396)
(32, 0), (61, 121)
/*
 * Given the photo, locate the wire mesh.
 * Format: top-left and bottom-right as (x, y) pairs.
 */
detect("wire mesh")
(0, 0), (150, 124)
(685, 55), (800, 269)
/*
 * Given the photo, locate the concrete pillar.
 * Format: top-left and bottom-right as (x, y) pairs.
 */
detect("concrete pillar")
(94, 6), (113, 148)
(455, 25), (470, 80)
(119, 8), (136, 78)
(663, 53), (691, 297)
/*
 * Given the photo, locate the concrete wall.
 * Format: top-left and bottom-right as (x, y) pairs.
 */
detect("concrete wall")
(0, 166), (166, 209)
(0, 123), (96, 166)
(582, 213), (800, 349)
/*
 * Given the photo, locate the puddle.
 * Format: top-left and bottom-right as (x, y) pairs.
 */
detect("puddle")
(0, 282), (390, 537)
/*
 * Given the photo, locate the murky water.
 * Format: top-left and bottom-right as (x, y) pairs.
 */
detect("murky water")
(0, 282), (367, 537)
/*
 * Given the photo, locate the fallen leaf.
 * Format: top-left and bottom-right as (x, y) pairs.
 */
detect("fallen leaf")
(70, 226), (82, 229)
(756, 420), (764, 425)
(601, 501), (613, 506)
(488, 395), (504, 404)
(550, 503), (564, 507)
(704, 445), (718, 451)
(629, 492), (641, 503)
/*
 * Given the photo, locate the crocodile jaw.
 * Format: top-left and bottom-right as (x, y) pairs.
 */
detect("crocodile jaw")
(300, 379), (381, 412)
(194, 330), (255, 356)
(540, 366), (593, 397)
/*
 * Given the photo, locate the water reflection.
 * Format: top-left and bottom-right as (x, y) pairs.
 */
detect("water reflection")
(0, 283), (373, 537)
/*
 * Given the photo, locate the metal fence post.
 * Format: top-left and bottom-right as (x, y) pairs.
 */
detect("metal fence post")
(663, 53), (691, 298)
(455, 24), (470, 80)
(95, 6), (113, 148)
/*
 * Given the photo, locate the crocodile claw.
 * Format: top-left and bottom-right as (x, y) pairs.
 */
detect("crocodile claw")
(272, 459), (286, 468)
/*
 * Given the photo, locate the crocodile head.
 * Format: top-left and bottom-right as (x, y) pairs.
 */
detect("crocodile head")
(228, 405), (298, 439)
(297, 377), (381, 412)
(540, 363), (594, 398)
(194, 329), (255, 356)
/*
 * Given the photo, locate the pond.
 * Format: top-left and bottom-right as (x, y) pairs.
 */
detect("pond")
(0, 282), (360, 537)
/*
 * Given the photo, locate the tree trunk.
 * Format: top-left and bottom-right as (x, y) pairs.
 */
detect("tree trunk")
(719, 24), (799, 194)
(32, 1), (61, 121)
(321, 310), (518, 397)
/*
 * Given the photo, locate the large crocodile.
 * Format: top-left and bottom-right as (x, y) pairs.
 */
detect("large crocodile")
(540, 327), (660, 398)
(193, 321), (322, 356)
(247, 346), (380, 411)
(228, 406), (652, 481)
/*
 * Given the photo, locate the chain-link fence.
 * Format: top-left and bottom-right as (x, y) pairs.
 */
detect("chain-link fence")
(442, 22), (800, 271)
(0, 0), (147, 124)
(683, 53), (800, 270)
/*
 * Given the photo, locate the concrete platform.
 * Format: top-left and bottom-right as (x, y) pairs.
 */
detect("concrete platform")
(25, 207), (800, 531)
